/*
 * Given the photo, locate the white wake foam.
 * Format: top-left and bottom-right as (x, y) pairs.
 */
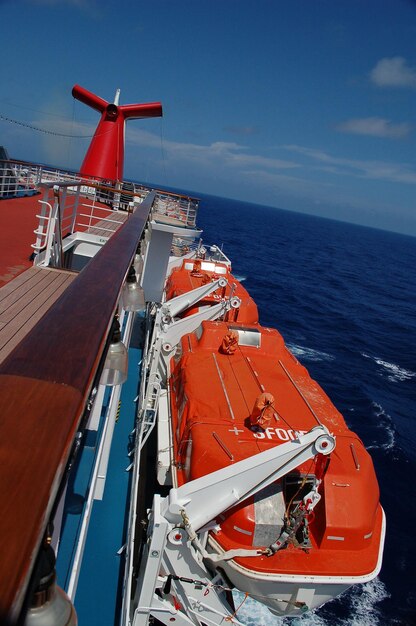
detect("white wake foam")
(287, 343), (335, 363)
(232, 588), (336, 626)
(233, 578), (389, 626)
(233, 274), (247, 282)
(362, 352), (416, 383)
(366, 402), (396, 452)
(341, 578), (390, 626)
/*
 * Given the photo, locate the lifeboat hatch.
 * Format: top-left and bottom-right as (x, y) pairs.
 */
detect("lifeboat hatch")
(228, 325), (261, 348)
(283, 474), (317, 548)
(284, 474), (316, 507)
(253, 482), (286, 546)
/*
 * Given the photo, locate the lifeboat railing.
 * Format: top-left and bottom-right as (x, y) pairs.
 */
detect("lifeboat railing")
(0, 190), (156, 624)
(202, 243), (232, 266)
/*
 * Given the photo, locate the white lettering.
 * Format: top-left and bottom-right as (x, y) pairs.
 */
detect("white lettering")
(252, 427), (309, 441)
(276, 428), (289, 441)
(265, 427), (276, 439)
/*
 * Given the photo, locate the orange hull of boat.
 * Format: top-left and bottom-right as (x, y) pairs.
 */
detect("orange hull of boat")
(167, 260), (383, 580)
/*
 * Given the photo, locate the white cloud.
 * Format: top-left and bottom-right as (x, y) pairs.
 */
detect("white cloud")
(370, 56), (416, 88)
(25, 107), (416, 189)
(126, 128), (299, 172)
(283, 144), (416, 185)
(239, 168), (335, 197)
(336, 117), (412, 139)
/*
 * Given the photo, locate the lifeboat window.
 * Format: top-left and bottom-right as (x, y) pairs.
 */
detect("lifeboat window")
(201, 261), (227, 274)
(200, 261), (216, 272)
(184, 261), (226, 274)
(229, 326), (261, 348)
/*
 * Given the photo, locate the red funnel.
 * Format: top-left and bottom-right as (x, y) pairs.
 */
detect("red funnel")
(72, 84), (162, 182)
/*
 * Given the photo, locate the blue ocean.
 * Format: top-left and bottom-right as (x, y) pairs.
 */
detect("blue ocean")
(191, 192), (416, 626)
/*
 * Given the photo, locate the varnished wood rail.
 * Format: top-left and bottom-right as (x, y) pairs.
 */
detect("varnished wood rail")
(0, 192), (155, 623)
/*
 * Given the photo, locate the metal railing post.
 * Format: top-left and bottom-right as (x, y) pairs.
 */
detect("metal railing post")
(70, 186), (81, 234)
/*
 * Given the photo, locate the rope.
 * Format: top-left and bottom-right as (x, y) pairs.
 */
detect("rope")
(284, 457), (315, 521)
(164, 575), (307, 613)
(67, 98), (76, 165)
(160, 117), (168, 183)
(225, 592), (249, 622)
(0, 98), (70, 119)
(0, 113), (97, 138)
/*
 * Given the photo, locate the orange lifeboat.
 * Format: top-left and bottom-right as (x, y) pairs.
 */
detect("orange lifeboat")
(166, 261), (385, 616)
(166, 259), (258, 324)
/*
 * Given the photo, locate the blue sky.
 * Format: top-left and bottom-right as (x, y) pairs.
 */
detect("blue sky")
(1, 0), (415, 235)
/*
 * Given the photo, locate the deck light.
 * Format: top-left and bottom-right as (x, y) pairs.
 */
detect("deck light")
(122, 266), (146, 312)
(24, 544), (77, 626)
(100, 317), (128, 386)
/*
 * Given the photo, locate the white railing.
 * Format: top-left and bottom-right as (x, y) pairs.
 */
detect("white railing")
(1, 158), (200, 264)
(1, 159), (200, 226)
(152, 191), (198, 227)
(32, 180), (141, 267)
(0, 160), (40, 197)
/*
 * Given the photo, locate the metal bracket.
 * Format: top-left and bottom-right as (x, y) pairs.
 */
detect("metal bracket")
(132, 426), (335, 626)
(161, 276), (228, 320)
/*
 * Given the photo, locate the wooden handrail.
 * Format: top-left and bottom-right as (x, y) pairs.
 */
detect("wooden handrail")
(0, 191), (155, 623)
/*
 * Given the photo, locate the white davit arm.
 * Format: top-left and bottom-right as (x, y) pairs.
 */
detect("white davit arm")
(164, 425), (335, 530)
(162, 276), (228, 319)
(131, 426), (335, 626)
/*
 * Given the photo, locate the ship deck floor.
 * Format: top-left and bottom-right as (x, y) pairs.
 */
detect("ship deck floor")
(0, 199), (129, 364)
(0, 194), (41, 286)
(58, 336), (143, 625)
(0, 266), (78, 364)
(0, 193), (129, 288)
